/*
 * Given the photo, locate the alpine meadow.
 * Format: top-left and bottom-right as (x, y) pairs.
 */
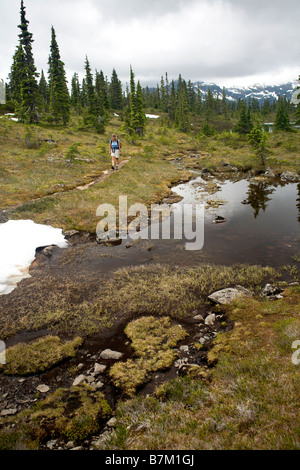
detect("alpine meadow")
(0, 0), (300, 455)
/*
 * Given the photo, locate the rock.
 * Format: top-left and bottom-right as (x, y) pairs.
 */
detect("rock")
(205, 313), (216, 326)
(46, 440), (57, 449)
(264, 168), (275, 178)
(95, 381), (104, 389)
(77, 363), (84, 370)
(70, 446), (84, 451)
(36, 384), (50, 393)
(97, 238), (122, 247)
(262, 283), (281, 297)
(213, 215), (226, 224)
(66, 441), (75, 449)
(208, 285), (253, 305)
(94, 363), (107, 375)
(280, 171), (299, 182)
(73, 374), (86, 386)
(179, 345), (189, 353)
(100, 349), (123, 360)
(193, 314), (204, 323)
(0, 408), (17, 417)
(107, 417), (117, 428)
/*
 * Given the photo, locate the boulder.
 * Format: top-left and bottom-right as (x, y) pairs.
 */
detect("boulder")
(208, 285), (253, 305)
(264, 168), (275, 178)
(280, 171), (299, 182)
(99, 349), (123, 360)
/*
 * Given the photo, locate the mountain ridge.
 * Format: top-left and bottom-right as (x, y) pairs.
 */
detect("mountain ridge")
(193, 80), (297, 104)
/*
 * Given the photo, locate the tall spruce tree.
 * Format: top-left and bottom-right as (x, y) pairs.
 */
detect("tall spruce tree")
(125, 67), (146, 136)
(48, 26), (70, 124)
(234, 100), (253, 134)
(70, 72), (81, 114)
(275, 95), (292, 131)
(95, 70), (109, 110)
(38, 70), (49, 112)
(83, 57), (107, 133)
(9, 1), (39, 122)
(109, 69), (123, 110)
(8, 43), (27, 104)
(175, 76), (190, 133)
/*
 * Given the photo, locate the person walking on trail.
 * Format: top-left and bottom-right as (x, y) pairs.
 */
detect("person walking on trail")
(109, 134), (121, 170)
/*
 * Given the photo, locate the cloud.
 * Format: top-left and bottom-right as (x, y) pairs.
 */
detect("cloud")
(0, 0), (299, 87)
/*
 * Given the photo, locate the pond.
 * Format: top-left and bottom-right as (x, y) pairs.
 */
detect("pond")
(0, 176), (299, 296)
(169, 175), (300, 266)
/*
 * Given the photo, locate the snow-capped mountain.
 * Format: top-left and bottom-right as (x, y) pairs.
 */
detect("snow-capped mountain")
(194, 81), (297, 104)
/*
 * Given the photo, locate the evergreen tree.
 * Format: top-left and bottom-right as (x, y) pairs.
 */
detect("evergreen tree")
(70, 73), (81, 114)
(95, 70), (109, 110)
(195, 84), (202, 116)
(8, 43), (27, 104)
(221, 87), (229, 119)
(175, 76), (190, 133)
(296, 76), (300, 125)
(9, 1), (39, 122)
(248, 116), (269, 166)
(204, 88), (214, 119)
(234, 100), (253, 134)
(187, 80), (196, 113)
(160, 75), (167, 112)
(48, 26), (70, 125)
(168, 80), (177, 122)
(38, 69), (49, 112)
(275, 95), (292, 131)
(80, 78), (88, 108)
(125, 67), (146, 136)
(109, 68), (123, 109)
(83, 57), (106, 133)
(135, 80), (146, 134)
(84, 56), (95, 116)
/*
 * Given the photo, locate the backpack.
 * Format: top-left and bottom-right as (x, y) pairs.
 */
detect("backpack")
(110, 138), (120, 149)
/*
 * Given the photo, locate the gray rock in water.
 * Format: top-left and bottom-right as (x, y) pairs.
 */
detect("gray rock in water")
(100, 349), (123, 360)
(208, 285), (253, 305)
(280, 171), (299, 182)
(264, 168), (275, 178)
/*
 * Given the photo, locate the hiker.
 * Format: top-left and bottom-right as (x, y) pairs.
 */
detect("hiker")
(109, 134), (121, 170)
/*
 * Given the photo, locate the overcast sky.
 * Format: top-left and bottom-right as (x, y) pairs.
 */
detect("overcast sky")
(0, 0), (299, 88)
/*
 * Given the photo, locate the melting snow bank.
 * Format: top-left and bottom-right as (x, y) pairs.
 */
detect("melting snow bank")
(145, 114), (160, 119)
(0, 220), (68, 295)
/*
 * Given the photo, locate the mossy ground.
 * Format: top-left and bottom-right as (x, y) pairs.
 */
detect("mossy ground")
(96, 287), (300, 451)
(0, 384), (112, 450)
(109, 316), (187, 396)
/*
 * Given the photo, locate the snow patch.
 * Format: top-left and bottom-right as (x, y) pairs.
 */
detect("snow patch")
(0, 220), (68, 295)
